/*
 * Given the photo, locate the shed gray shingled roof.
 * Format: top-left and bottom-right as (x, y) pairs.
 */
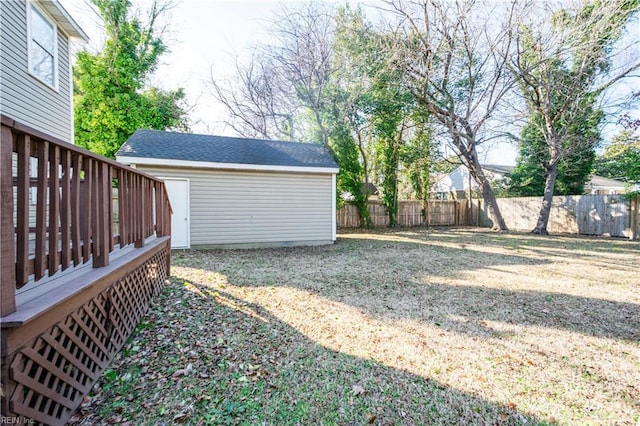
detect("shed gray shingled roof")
(117, 130), (338, 170)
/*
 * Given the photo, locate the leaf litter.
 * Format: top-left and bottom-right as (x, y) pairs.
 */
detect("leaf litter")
(68, 228), (640, 425)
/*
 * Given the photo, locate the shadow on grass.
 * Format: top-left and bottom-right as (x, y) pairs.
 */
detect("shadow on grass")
(395, 281), (640, 341)
(395, 227), (640, 257)
(70, 277), (550, 426)
(173, 230), (639, 343)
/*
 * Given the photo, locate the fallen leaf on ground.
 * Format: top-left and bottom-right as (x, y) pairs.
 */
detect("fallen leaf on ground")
(172, 369), (189, 378)
(352, 385), (366, 396)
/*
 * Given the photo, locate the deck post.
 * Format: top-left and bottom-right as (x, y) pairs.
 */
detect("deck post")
(1, 125), (16, 316)
(166, 197), (172, 276)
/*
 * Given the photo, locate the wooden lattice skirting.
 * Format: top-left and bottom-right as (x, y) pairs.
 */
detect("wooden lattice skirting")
(1, 238), (170, 425)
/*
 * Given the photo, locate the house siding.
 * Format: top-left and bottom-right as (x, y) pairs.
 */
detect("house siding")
(1, 1), (73, 142)
(137, 165), (336, 247)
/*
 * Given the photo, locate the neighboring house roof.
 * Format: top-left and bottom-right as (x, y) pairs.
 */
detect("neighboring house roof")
(117, 130), (339, 173)
(482, 164), (514, 175)
(39, 0), (89, 42)
(586, 175), (626, 190)
(433, 164), (628, 194)
(364, 182), (379, 196)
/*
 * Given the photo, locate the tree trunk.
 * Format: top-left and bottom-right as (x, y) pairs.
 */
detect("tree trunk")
(479, 179), (508, 231)
(532, 161), (558, 234)
(356, 200), (372, 228)
(532, 125), (562, 235)
(389, 157), (399, 228)
(466, 154), (508, 231)
(353, 130), (372, 228)
(389, 183), (398, 228)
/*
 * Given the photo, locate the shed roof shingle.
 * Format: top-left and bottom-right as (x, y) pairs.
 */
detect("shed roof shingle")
(116, 130), (338, 170)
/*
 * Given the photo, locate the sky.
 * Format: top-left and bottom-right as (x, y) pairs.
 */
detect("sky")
(59, 0), (535, 166)
(62, 0), (284, 132)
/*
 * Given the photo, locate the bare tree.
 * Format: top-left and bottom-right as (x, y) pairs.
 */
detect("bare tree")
(209, 55), (298, 140)
(386, 0), (519, 231)
(265, 2), (336, 147)
(208, 1), (336, 146)
(511, 0), (640, 234)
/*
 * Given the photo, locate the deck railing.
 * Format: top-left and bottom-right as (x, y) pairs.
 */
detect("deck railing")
(1, 115), (172, 317)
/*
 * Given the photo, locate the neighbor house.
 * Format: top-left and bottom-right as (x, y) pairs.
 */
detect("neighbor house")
(432, 164), (512, 199)
(432, 164), (627, 199)
(585, 175), (628, 195)
(1, 3), (173, 424)
(116, 130), (339, 249)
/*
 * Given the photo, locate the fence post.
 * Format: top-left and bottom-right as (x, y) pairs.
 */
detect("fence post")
(1, 125), (16, 316)
(631, 195), (640, 240)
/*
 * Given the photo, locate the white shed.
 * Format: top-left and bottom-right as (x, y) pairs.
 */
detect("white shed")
(116, 130), (339, 249)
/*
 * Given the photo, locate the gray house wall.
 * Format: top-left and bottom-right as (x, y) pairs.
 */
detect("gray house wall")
(138, 165), (336, 248)
(1, 1), (73, 142)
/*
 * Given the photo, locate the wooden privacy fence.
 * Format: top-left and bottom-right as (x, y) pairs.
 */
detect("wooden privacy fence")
(337, 195), (640, 239)
(473, 194), (638, 239)
(337, 200), (470, 228)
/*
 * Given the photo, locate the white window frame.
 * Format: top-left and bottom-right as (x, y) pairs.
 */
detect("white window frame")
(27, 1), (59, 90)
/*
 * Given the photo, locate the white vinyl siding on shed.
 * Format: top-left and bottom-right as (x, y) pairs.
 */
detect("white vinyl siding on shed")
(0, 1), (73, 142)
(138, 165), (335, 247)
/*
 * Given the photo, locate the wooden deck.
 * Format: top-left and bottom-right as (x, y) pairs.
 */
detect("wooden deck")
(1, 116), (172, 425)
(5, 235), (167, 328)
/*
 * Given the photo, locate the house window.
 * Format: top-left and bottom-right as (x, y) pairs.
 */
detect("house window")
(28, 3), (57, 88)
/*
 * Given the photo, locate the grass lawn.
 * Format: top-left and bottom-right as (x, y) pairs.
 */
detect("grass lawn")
(69, 228), (640, 425)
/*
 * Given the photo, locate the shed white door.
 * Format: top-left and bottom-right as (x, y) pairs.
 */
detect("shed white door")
(162, 178), (190, 248)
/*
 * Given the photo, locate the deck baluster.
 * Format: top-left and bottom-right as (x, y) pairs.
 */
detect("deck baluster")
(60, 150), (71, 270)
(1, 124), (16, 316)
(16, 134), (30, 286)
(48, 144), (60, 275)
(34, 141), (49, 280)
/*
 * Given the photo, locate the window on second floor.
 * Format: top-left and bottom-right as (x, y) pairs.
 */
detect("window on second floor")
(28, 3), (57, 89)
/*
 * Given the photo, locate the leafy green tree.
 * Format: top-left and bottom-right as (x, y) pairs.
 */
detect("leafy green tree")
(593, 130), (640, 183)
(370, 67), (415, 227)
(510, 0), (639, 233)
(508, 104), (603, 196)
(331, 6), (434, 227)
(323, 77), (372, 226)
(74, 0), (188, 158)
(323, 6), (373, 226)
(400, 116), (435, 202)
